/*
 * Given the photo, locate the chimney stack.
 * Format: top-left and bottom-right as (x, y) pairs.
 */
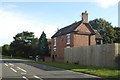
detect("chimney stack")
(82, 11), (88, 23)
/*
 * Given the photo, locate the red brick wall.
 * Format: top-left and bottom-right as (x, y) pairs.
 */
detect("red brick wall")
(51, 23), (96, 61)
(73, 34), (89, 47)
(73, 23), (96, 47)
(90, 35), (96, 45)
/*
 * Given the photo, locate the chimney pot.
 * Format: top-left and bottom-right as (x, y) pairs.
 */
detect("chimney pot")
(82, 11), (88, 23)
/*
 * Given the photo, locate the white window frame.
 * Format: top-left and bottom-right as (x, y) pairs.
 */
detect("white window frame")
(66, 46), (70, 48)
(53, 47), (56, 52)
(54, 37), (56, 46)
(67, 34), (70, 44)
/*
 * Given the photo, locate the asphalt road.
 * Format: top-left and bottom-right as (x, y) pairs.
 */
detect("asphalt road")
(0, 59), (100, 80)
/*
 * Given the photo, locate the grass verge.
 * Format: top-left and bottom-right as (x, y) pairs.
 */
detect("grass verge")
(2, 55), (31, 60)
(33, 61), (120, 78)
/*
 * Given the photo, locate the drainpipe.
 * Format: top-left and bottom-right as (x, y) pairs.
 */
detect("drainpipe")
(89, 34), (91, 46)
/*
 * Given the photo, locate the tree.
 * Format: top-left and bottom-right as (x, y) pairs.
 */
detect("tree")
(114, 27), (120, 43)
(10, 31), (36, 58)
(37, 31), (49, 61)
(89, 18), (115, 44)
(2, 44), (10, 56)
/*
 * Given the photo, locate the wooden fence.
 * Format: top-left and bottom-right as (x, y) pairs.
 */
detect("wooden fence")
(64, 43), (120, 68)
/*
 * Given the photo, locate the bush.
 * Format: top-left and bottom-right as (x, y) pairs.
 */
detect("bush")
(115, 54), (120, 70)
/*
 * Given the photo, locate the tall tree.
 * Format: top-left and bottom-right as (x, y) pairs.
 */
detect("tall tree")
(10, 31), (36, 58)
(2, 44), (10, 56)
(38, 31), (49, 61)
(89, 18), (115, 44)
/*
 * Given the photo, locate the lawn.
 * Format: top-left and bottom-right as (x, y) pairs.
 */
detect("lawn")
(33, 61), (120, 78)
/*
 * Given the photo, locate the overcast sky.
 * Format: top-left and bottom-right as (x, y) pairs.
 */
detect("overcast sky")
(0, 0), (119, 46)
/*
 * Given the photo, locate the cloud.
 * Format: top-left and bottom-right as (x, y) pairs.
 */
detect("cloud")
(95, 0), (119, 8)
(0, 8), (57, 46)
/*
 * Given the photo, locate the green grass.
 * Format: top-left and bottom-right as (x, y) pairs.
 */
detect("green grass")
(33, 61), (120, 78)
(2, 55), (31, 60)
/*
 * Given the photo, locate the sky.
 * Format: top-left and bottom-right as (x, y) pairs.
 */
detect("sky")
(0, 0), (119, 46)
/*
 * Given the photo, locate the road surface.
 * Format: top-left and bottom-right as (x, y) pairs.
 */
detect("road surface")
(0, 59), (100, 80)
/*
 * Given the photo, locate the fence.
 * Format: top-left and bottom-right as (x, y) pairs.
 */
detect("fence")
(64, 43), (120, 68)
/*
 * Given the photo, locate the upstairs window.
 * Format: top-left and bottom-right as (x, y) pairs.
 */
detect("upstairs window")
(67, 34), (70, 44)
(54, 37), (56, 46)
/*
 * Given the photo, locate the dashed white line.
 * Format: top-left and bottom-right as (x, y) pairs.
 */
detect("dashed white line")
(33, 75), (43, 80)
(17, 67), (27, 73)
(21, 72), (26, 74)
(22, 76), (29, 80)
(10, 67), (17, 73)
(33, 75), (40, 79)
(4, 63), (8, 66)
(9, 63), (14, 66)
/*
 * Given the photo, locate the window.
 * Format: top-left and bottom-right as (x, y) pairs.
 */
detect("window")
(53, 47), (56, 52)
(54, 37), (56, 46)
(66, 46), (70, 48)
(67, 34), (70, 44)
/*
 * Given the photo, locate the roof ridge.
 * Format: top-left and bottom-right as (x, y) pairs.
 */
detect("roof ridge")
(59, 20), (82, 31)
(51, 20), (82, 38)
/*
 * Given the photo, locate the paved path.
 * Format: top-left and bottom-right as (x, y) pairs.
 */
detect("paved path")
(1, 59), (100, 80)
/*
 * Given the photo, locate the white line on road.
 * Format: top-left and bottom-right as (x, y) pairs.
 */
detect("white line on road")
(33, 75), (43, 80)
(9, 63), (14, 66)
(10, 67), (17, 73)
(17, 67), (27, 73)
(21, 72), (26, 74)
(22, 76), (29, 80)
(4, 63), (8, 66)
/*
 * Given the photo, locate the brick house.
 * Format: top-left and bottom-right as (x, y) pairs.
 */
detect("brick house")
(51, 11), (102, 61)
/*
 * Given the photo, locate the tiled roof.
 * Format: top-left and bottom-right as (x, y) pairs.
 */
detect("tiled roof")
(51, 21), (97, 38)
(51, 21), (82, 38)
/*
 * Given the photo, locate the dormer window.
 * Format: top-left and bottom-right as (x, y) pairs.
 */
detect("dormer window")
(54, 37), (56, 46)
(67, 34), (70, 44)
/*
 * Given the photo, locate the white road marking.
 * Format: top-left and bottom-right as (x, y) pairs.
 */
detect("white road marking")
(9, 63), (14, 66)
(17, 67), (27, 73)
(4, 63), (8, 66)
(33, 75), (40, 79)
(22, 76), (29, 80)
(33, 75), (43, 80)
(21, 72), (26, 74)
(10, 67), (17, 73)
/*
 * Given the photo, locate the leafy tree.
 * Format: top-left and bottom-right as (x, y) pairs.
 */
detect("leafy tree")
(31, 38), (39, 59)
(89, 18), (115, 44)
(10, 31), (36, 58)
(114, 27), (120, 43)
(2, 44), (10, 56)
(47, 38), (51, 56)
(37, 31), (49, 61)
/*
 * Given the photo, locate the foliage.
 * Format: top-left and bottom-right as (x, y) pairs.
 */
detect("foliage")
(37, 31), (49, 61)
(2, 44), (10, 56)
(89, 18), (115, 44)
(2, 31), (50, 60)
(114, 27), (120, 43)
(10, 31), (36, 58)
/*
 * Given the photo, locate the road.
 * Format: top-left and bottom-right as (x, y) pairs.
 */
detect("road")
(0, 59), (100, 80)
